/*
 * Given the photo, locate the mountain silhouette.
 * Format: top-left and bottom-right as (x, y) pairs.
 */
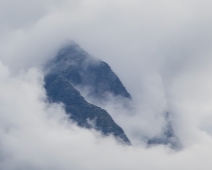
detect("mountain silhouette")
(44, 42), (180, 148)
(44, 42), (131, 144)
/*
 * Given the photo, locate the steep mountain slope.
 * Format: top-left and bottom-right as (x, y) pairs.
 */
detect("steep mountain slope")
(46, 43), (131, 101)
(44, 43), (131, 144)
(44, 42), (180, 148)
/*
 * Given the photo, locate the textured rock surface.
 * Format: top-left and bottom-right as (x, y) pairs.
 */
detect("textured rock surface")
(46, 43), (131, 100)
(44, 43), (131, 144)
(44, 42), (180, 148)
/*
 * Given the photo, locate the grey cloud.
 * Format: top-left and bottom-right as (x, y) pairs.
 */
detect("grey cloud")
(0, 65), (212, 170)
(1, 0), (212, 169)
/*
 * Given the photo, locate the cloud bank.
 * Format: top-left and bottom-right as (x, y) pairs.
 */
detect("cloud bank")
(1, 0), (212, 169)
(0, 64), (212, 170)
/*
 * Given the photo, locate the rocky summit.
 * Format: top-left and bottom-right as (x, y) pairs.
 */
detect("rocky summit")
(44, 42), (131, 144)
(45, 43), (131, 101)
(44, 42), (180, 148)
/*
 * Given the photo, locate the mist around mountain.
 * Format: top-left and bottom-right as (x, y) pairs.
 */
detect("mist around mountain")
(44, 42), (181, 148)
(1, 0), (212, 169)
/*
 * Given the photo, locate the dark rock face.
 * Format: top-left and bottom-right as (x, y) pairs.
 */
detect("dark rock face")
(44, 43), (131, 144)
(46, 43), (131, 100)
(44, 42), (180, 148)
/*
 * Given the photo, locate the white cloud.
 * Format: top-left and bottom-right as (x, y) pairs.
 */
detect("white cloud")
(1, 0), (212, 169)
(1, 65), (212, 170)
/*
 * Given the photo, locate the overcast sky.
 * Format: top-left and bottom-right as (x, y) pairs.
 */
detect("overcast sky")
(1, 0), (212, 169)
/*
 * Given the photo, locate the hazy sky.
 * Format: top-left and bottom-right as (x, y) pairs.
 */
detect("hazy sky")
(1, 0), (212, 169)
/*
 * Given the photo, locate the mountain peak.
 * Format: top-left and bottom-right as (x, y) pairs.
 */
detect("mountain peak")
(44, 42), (131, 144)
(47, 43), (131, 100)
